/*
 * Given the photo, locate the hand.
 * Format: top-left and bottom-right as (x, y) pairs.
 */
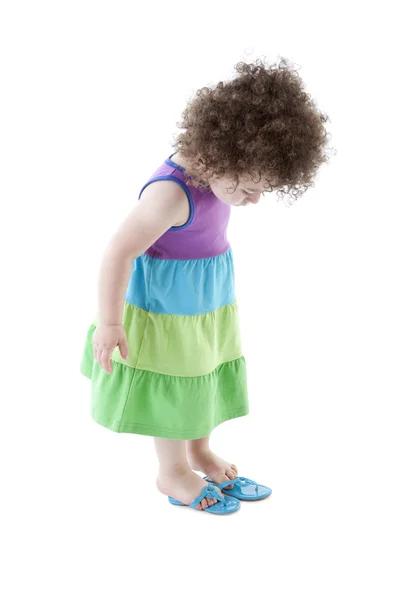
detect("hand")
(92, 324), (129, 374)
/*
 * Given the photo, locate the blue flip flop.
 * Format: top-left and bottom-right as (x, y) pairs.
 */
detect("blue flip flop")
(168, 484), (240, 514)
(203, 476), (272, 501)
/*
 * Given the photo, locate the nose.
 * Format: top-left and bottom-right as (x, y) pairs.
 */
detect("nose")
(249, 194), (261, 204)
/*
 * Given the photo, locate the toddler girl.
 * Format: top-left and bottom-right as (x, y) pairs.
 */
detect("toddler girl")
(80, 58), (331, 514)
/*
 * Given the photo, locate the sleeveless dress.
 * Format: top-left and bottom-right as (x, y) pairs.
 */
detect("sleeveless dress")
(80, 154), (249, 440)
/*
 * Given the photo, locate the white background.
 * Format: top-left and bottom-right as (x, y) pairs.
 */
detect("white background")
(1, 1), (399, 598)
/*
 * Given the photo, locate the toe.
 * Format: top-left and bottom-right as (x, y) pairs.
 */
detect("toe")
(231, 464), (239, 475)
(201, 499), (208, 509)
(227, 467), (236, 480)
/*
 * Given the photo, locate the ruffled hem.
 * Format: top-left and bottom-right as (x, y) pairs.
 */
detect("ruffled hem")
(80, 353), (249, 440)
(90, 407), (249, 440)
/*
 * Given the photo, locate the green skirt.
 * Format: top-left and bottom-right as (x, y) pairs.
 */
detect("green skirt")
(80, 300), (249, 440)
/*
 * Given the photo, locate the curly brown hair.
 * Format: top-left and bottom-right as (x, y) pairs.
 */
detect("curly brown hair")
(172, 57), (335, 206)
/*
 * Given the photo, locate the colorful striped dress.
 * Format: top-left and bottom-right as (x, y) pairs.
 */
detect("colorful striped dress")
(80, 154), (249, 440)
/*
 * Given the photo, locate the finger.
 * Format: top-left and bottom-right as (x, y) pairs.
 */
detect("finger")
(92, 335), (97, 361)
(119, 338), (129, 360)
(100, 348), (113, 374)
(94, 345), (101, 366)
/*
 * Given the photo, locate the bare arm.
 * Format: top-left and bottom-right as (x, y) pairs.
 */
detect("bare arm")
(96, 180), (189, 326)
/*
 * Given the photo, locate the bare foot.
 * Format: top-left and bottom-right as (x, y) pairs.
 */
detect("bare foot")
(187, 450), (239, 490)
(157, 466), (224, 510)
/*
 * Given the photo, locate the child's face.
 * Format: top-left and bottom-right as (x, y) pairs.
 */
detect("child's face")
(210, 175), (277, 207)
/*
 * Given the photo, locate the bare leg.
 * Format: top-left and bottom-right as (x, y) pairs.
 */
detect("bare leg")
(154, 438), (220, 509)
(187, 435), (238, 489)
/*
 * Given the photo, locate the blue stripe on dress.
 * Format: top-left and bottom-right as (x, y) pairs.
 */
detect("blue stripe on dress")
(125, 249), (235, 315)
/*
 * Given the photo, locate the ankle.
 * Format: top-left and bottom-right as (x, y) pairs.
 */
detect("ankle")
(187, 451), (215, 471)
(187, 447), (212, 461)
(158, 462), (192, 479)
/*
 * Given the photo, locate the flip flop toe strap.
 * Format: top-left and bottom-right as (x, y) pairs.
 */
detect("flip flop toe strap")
(189, 485), (226, 509)
(217, 477), (259, 494)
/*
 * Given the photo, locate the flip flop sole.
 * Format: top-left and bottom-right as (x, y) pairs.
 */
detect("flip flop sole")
(223, 486), (272, 501)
